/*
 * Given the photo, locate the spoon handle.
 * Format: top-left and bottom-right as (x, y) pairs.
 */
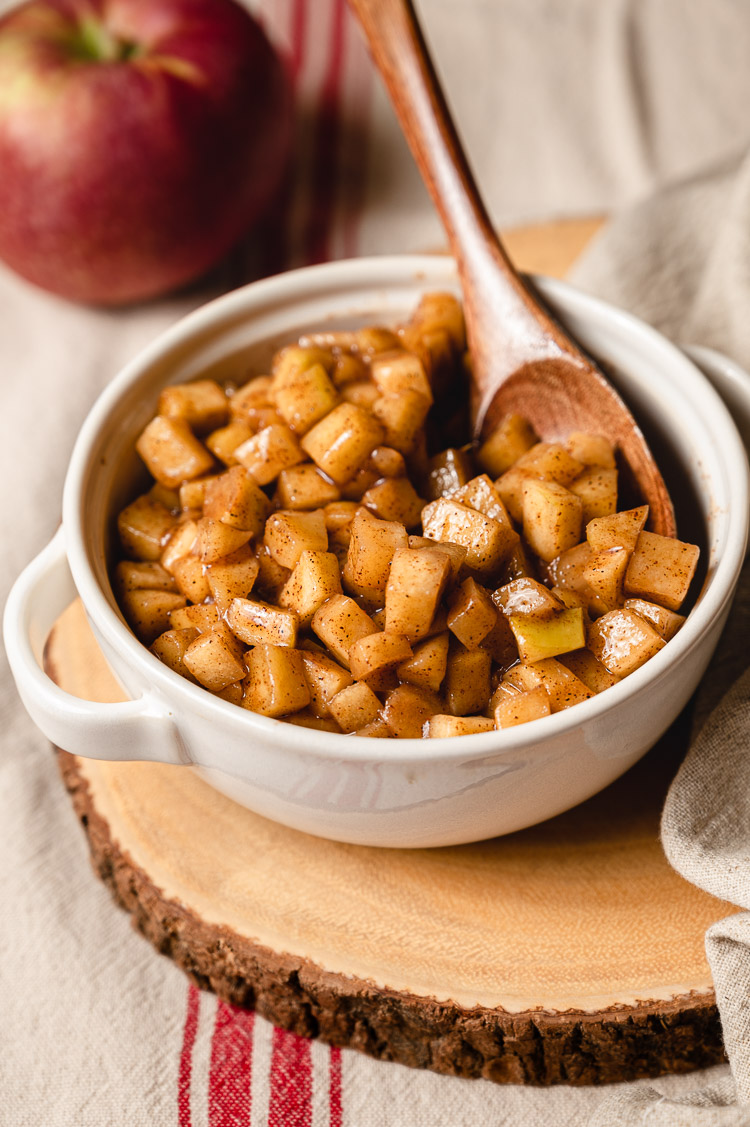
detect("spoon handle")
(348, 0), (567, 407)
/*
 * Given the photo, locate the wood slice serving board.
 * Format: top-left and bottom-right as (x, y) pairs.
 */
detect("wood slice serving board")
(47, 599), (731, 1086)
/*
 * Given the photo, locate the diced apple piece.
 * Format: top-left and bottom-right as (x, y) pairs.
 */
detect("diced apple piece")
(354, 718), (393, 738)
(329, 681), (381, 733)
(422, 497), (517, 575)
(551, 587), (589, 611)
(226, 597), (298, 648)
(206, 546), (260, 612)
(206, 422), (255, 466)
(172, 555), (211, 603)
(150, 627), (199, 681)
(443, 646), (492, 716)
(588, 608), (666, 676)
(370, 350), (433, 402)
(493, 577), (564, 618)
(452, 474), (513, 524)
(369, 446), (406, 478)
(424, 447), (474, 500)
(477, 414), (538, 477)
(624, 598), (686, 641)
(214, 681), (244, 705)
(497, 539), (535, 584)
(300, 651), (353, 718)
(229, 375), (274, 421)
(343, 509), (409, 593)
(353, 325), (400, 356)
(340, 464), (379, 502)
(301, 403), (384, 484)
(118, 495), (177, 561)
(235, 424), (305, 485)
(274, 362), (339, 435)
(565, 432), (616, 469)
(546, 542), (607, 615)
(114, 561), (176, 592)
(408, 537), (467, 583)
(508, 607), (586, 663)
(311, 594), (379, 668)
(276, 465), (341, 510)
(426, 714), (495, 738)
(396, 631), (450, 692)
(242, 646), (310, 718)
(587, 506), (649, 553)
(183, 629), (247, 692)
(521, 479), (583, 562)
(160, 519), (199, 573)
(446, 578), (497, 650)
(254, 544), (292, 600)
(487, 681), (522, 716)
(272, 344), (334, 388)
(361, 477), (424, 527)
(286, 711), (343, 733)
(279, 550), (342, 626)
(136, 416), (215, 489)
(494, 687), (551, 728)
(384, 548), (451, 640)
(478, 613), (518, 667)
(264, 509), (328, 570)
(148, 482), (181, 511)
(324, 501), (359, 534)
(203, 466), (270, 534)
(341, 380), (380, 410)
(120, 588), (187, 645)
(514, 442), (584, 485)
(624, 532), (700, 611)
(558, 649), (619, 693)
(372, 391), (431, 454)
(158, 379), (228, 434)
(383, 684), (441, 738)
(169, 603), (219, 633)
(582, 546), (629, 610)
(350, 632), (412, 684)
(179, 475), (218, 511)
(504, 658), (593, 712)
(410, 291), (466, 351)
(569, 467), (618, 523)
(331, 352), (367, 388)
(494, 465), (529, 523)
(196, 518), (253, 564)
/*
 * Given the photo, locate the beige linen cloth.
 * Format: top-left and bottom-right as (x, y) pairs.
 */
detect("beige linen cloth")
(564, 156), (750, 1126)
(3, 0), (750, 1124)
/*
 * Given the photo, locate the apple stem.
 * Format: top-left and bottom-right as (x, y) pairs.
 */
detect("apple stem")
(72, 18), (142, 64)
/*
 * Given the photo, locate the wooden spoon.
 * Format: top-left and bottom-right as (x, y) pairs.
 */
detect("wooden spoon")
(348, 0), (676, 537)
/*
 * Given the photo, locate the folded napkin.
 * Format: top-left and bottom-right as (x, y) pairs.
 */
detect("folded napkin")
(569, 154), (750, 1125)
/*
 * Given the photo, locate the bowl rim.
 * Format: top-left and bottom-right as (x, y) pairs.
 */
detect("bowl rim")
(62, 254), (750, 764)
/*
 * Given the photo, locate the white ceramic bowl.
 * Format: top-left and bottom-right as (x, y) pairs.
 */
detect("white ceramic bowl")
(5, 256), (749, 847)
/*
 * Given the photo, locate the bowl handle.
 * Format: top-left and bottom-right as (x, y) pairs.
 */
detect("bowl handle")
(3, 528), (184, 765)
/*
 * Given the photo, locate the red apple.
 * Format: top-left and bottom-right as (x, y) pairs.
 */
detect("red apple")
(0, 0), (293, 304)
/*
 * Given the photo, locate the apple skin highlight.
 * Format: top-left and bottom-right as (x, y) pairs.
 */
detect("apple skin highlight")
(0, 0), (293, 305)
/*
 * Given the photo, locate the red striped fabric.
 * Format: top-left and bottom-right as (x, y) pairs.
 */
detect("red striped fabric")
(208, 1003), (255, 1126)
(178, 985), (201, 1127)
(268, 1027), (313, 1126)
(329, 1046), (343, 1127)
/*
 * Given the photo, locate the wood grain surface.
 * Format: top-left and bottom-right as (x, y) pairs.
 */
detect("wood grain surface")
(48, 599), (729, 1084)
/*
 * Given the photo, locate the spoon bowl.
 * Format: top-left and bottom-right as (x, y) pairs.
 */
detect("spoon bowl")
(349, 0), (676, 536)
